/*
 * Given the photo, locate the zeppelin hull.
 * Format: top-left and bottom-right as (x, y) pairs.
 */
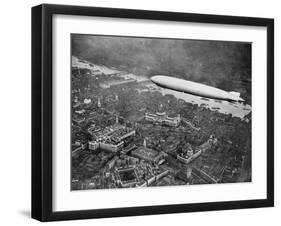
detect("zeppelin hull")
(150, 75), (244, 102)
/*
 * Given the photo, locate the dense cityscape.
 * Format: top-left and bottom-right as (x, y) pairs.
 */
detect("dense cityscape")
(71, 55), (252, 190)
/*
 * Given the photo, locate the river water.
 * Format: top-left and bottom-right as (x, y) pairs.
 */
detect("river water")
(72, 56), (251, 119)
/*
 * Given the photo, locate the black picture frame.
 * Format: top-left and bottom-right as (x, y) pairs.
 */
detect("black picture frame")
(32, 3), (274, 222)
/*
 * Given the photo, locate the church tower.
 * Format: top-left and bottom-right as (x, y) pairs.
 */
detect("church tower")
(143, 139), (147, 148)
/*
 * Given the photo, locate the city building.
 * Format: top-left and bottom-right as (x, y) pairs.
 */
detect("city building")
(72, 146), (83, 158)
(116, 167), (139, 188)
(177, 145), (202, 164)
(73, 102), (81, 108)
(109, 127), (136, 143)
(176, 168), (192, 183)
(131, 146), (159, 163)
(177, 136), (217, 165)
(72, 116), (85, 125)
(88, 141), (99, 151)
(137, 170), (169, 187)
(131, 146), (166, 164)
(88, 124), (136, 152)
(120, 144), (138, 155)
(75, 109), (85, 115)
(99, 140), (124, 152)
(145, 112), (181, 127)
(107, 156), (119, 170)
(89, 139), (124, 152)
(84, 98), (91, 104)
(88, 125), (101, 136)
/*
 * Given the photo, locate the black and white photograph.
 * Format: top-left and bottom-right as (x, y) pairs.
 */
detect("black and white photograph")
(0, 0), (277, 224)
(71, 34), (252, 190)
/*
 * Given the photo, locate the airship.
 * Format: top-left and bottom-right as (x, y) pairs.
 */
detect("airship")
(150, 75), (244, 102)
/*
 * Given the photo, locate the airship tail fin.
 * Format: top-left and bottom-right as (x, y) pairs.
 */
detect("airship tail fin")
(229, 91), (240, 97)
